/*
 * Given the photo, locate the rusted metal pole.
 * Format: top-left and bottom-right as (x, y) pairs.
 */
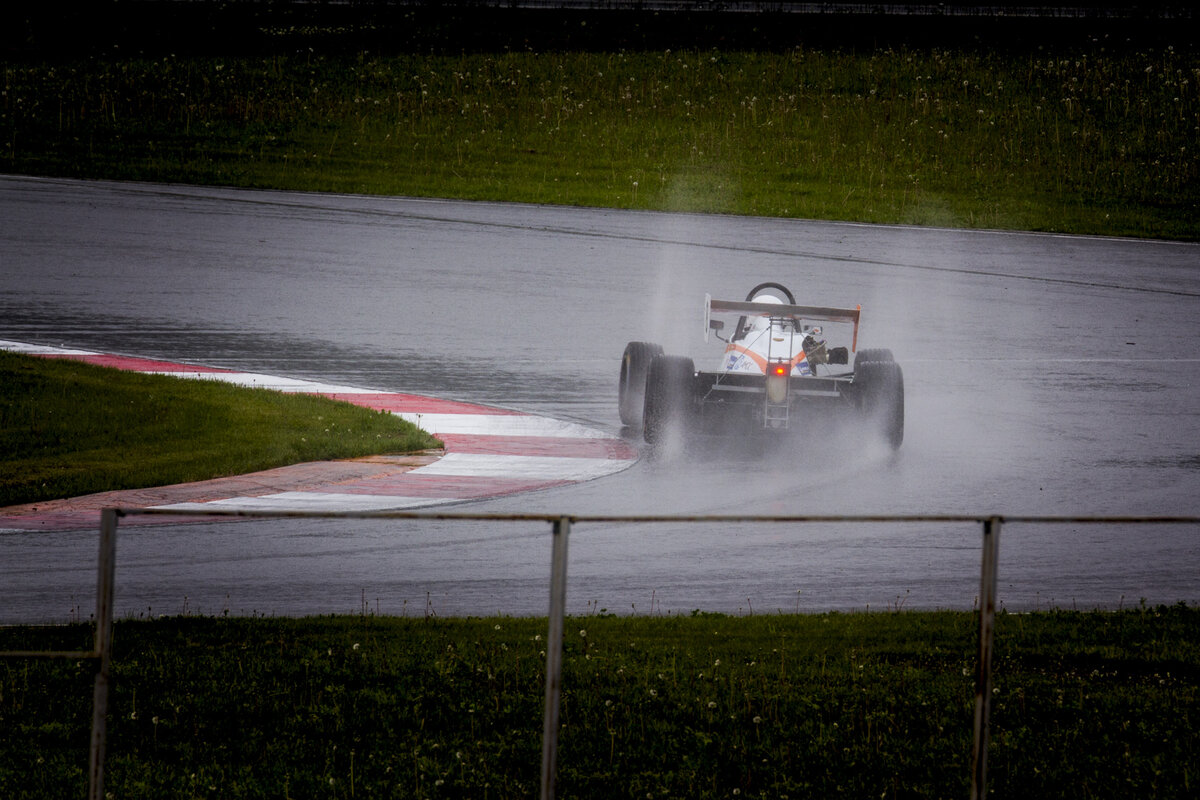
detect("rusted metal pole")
(89, 509), (119, 800)
(970, 516), (1001, 800)
(539, 516), (571, 800)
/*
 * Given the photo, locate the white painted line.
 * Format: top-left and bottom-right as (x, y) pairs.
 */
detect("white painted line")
(159, 371), (377, 395)
(0, 340), (95, 356)
(413, 452), (630, 481)
(394, 412), (612, 439)
(156, 492), (452, 512)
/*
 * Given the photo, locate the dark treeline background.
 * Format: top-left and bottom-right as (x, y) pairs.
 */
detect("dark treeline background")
(3, 1), (1194, 58)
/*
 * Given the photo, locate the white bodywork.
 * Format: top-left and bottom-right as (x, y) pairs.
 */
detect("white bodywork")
(704, 293), (861, 377)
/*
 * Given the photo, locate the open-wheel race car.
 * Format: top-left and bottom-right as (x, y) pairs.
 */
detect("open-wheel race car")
(619, 282), (903, 449)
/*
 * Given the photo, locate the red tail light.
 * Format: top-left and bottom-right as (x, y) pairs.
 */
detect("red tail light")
(766, 362), (791, 404)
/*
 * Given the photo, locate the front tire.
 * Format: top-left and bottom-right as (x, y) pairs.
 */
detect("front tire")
(642, 355), (696, 445)
(854, 360), (904, 450)
(619, 341), (664, 427)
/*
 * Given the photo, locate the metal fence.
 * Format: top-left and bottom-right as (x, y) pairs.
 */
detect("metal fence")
(3, 509), (1197, 800)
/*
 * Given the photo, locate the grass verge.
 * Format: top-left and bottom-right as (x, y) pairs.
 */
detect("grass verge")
(3, 46), (1198, 240)
(0, 350), (440, 507)
(0, 605), (1196, 798)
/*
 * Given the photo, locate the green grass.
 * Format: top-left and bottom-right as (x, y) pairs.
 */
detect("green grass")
(0, 351), (439, 507)
(1, 605), (1197, 798)
(4, 47), (1198, 239)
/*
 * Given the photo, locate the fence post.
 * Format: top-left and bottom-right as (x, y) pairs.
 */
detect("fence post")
(89, 508), (119, 800)
(970, 516), (1001, 800)
(540, 516), (571, 800)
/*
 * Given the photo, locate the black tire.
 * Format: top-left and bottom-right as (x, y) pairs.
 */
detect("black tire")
(854, 360), (904, 450)
(618, 341), (664, 427)
(854, 348), (895, 368)
(642, 355), (696, 444)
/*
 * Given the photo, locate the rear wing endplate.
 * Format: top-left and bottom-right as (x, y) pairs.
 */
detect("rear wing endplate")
(704, 295), (862, 351)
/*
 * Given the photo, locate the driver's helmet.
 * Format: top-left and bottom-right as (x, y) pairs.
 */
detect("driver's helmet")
(746, 293), (783, 331)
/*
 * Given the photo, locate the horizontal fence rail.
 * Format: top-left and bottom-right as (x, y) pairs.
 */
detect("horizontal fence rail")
(105, 507), (1200, 524)
(3, 509), (1196, 800)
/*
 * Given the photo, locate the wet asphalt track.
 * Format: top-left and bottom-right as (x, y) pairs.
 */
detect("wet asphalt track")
(2, 175), (1198, 621)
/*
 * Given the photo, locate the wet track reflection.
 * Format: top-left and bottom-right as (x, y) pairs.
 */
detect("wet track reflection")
(2, 176), (1198, 620)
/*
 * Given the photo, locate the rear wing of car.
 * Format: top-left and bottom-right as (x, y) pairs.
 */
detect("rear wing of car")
(704, 295), (862, 351)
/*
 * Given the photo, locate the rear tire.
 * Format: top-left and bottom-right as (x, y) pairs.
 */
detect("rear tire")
(618, 341), (664, 427)
(854, 360), (904, 450)
(642, 355), (696, 444)
(854, 348), (895, 367)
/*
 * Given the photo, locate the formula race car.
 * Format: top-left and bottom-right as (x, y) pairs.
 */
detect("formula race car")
(619, 282), (903, 449)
